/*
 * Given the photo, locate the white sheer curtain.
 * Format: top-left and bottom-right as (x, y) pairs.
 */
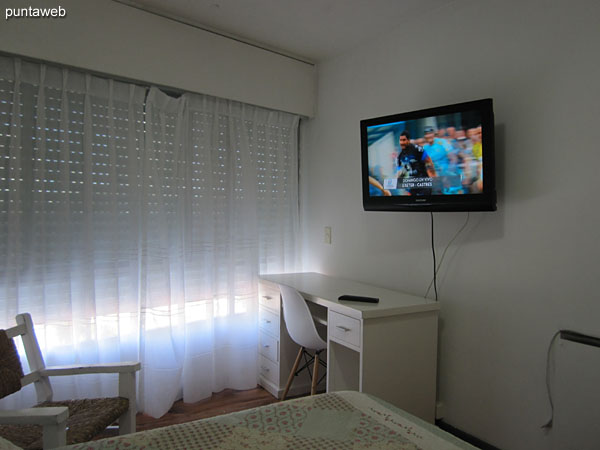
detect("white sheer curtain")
(0, 57), (300, 418)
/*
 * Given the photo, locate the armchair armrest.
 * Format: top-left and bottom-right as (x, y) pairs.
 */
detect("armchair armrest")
(40, 361), (141, 376)
(0, 407), (68, 448)
(39, 362), (140, 435)
(0, 407), (68, 425)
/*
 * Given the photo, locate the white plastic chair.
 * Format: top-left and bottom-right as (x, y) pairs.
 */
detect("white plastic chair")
(279, 284), (327, 400)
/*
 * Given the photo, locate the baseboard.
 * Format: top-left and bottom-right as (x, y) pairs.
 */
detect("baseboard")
(435, 420), (502, 450)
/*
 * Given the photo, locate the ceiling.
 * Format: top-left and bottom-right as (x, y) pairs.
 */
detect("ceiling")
(115, 0), (454, 63)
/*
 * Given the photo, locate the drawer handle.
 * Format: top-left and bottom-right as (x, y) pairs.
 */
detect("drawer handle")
(263, 319), (271, 324)
(262, 296), (272, 300)
(336, 325), (351, 332)
(262, 344), (270, 348)
(261, 366), (270, 372)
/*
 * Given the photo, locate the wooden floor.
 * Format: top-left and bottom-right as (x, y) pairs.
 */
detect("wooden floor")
(96, 386), (279, 439)
(136, 386), (279, 431)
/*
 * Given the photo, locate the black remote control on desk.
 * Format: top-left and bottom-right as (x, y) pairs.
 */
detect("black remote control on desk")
(338, 295), (379, 303)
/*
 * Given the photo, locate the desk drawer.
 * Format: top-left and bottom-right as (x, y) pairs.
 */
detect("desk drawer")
(259, 284), (280, 313)
(259, 307), (280, 337)
(259, 354), (279, 385)
(259, 330), (278, 362)
(329, 311), (361, 348)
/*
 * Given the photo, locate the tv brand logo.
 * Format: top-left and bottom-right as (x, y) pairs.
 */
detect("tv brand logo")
(5, 6), (67, 20)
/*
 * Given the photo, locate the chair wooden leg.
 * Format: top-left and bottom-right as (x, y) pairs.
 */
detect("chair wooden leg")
(281, 346), (304, 401)
(42, 421), (67, 449)
(311, 352), (320, 395)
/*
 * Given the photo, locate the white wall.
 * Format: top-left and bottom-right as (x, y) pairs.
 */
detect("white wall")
(0, 0), (315, 117)
(302, 0), (600, 449)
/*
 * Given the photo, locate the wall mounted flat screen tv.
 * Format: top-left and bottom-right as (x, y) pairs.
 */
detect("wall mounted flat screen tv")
(361, 98), (496, 212)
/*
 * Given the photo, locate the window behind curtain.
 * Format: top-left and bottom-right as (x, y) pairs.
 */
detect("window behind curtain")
(0, 57), (300, 417)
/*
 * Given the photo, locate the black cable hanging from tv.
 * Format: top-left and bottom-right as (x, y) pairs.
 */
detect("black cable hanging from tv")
(430, 212), (438, 301)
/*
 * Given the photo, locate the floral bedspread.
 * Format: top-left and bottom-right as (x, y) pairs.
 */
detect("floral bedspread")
(63, 391), (477, 449)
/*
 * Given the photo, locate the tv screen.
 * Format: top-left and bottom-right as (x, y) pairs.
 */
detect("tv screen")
(361, 98), (496, 212)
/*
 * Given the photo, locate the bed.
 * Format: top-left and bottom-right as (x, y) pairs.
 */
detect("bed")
(59, 391), (477, 450)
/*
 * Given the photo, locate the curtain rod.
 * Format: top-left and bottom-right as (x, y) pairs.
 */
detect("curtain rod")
(110, 0), (315, 67)
(0, 50), (180, 96)
(0, 50), (309, 118)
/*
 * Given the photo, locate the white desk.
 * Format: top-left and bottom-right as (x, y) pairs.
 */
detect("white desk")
(258, 272), (440, 423)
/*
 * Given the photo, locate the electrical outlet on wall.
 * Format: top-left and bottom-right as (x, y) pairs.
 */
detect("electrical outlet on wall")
(324, 226), (332, 244)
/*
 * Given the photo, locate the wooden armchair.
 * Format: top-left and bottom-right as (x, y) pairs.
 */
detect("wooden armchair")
(0, 313), (141, 449)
